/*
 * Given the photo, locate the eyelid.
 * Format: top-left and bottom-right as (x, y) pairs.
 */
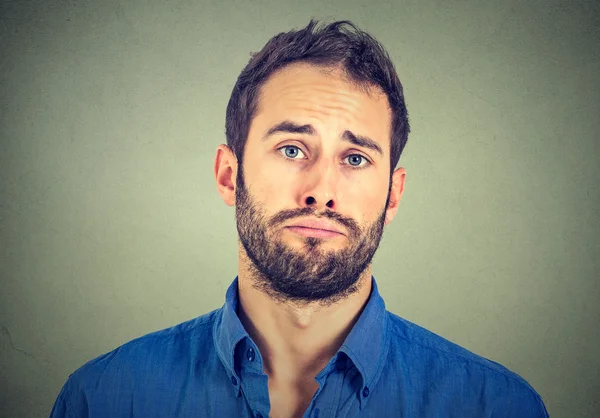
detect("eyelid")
(277, 143), (372, 160)
(277, 144), (372, 168)
(277, 143), (307, 159)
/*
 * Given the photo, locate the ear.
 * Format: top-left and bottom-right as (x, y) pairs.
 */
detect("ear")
(384, 167), (406, 226)
(214, 144), (238, 207)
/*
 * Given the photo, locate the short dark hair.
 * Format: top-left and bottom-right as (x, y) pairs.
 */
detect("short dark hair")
(225, 19), (410, 174)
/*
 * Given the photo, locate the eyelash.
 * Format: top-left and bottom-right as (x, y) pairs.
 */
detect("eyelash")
(276, 145), (371, 170)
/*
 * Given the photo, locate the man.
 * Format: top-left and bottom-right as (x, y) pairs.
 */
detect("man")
(51, 20), (548, 417)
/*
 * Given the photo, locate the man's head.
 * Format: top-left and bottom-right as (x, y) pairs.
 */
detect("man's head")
(226, 20), (409, 176)
(214, 20), (408, 307)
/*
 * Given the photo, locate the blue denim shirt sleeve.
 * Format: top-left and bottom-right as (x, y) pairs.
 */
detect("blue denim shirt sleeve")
(50, 380), (76, 418)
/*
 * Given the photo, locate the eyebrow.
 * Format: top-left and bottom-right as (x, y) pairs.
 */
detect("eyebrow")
(262, 120), (384, 157)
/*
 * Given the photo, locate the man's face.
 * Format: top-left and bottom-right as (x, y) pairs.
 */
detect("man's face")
(235, 63), (396, 307)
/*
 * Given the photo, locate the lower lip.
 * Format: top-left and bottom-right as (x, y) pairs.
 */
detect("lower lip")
(287, 226), (343, 238)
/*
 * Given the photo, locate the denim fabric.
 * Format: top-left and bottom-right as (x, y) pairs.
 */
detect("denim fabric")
(51, 276), (548, 417)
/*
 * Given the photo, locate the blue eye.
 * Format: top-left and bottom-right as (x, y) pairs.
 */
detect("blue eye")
(277, 145), (371, 170)
(282, 146), (305, 159)
(347, 154), (366, 167)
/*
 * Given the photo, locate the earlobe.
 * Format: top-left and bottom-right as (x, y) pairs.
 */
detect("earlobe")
(214, 145), (238, 207)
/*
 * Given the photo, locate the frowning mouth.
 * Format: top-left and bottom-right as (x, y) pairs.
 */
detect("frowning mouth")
(286, 226), (344, 239)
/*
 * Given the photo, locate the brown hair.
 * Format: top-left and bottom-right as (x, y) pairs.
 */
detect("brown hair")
(225, 19), (410, 174)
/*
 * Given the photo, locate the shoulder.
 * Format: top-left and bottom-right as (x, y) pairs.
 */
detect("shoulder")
(78, 308), (219, 375)
(384, 311), (548, 416)
(385, 310), (525, 379)
(52, 309), (221, 417)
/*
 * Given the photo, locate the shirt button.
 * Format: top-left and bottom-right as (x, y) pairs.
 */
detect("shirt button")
(231, 375), (237, 385)
(362, 387), (370, 397)
(314, 408), (320, 417)
(247, 347), (255, 362)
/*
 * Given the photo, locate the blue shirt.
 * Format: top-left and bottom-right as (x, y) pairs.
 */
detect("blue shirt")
(51, 276), (548, 417)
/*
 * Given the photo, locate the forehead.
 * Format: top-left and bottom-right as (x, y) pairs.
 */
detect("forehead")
(252, 63), (392, 148)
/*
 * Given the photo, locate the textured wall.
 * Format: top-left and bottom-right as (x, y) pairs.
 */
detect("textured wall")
(1, 0), (599, 416)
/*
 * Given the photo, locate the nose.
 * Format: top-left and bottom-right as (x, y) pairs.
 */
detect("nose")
(305, 194), (334, 210)
(301, 159), (339, 212)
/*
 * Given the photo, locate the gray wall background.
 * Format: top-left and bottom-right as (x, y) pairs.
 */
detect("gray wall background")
(1, 0), (598, 417)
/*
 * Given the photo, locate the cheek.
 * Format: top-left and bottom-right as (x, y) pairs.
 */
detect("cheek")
(249, 165), (292, 205)
(344, 178), (389, 220)
(352, 190), (380, 217)
(344, 174), (383, 199)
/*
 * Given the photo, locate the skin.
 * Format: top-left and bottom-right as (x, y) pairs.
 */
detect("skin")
(214, 62), (406, 417)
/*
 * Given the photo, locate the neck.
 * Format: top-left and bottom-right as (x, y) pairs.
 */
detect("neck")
(236, 254), (373, 383)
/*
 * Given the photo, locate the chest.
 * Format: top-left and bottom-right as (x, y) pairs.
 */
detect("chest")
(267, 379), (320, 418)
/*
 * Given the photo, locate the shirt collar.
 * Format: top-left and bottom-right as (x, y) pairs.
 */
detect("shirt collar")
(214, 275), (390, 408)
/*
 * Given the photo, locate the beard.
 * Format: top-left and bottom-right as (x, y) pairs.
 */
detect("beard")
(235, 162), (391, 308)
